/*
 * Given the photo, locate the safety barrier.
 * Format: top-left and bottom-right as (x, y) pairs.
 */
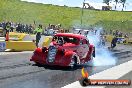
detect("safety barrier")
(124, 38), (132, 45)
(0, 40), (6, 51)
(6, 41), (36, 51)
(105, 35), (114, 42)
(105, 35), (132, 45)
(0, 27), (4, 37)
(0, 36), (52, 51)
(9, 32), (27, 41)
(42, 36), (53, 47)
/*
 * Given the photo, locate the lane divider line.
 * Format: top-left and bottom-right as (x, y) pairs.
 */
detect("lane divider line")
(0, 51), (33, 56)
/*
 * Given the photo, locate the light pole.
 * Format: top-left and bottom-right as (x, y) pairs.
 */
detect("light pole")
(81, 0), (86, 28)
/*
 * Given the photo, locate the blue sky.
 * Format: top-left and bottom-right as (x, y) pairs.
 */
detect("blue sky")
(21, 0), (132, 11)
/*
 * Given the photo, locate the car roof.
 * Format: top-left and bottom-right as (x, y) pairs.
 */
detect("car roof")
(55, 33), (86, 39)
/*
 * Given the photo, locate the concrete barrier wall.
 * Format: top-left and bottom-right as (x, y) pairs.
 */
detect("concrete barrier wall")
(5, 36), (52, 51)
(6, 41), (36, 51)
(105, 35), (132, 44)
(9, 32), (27, 41)
(105, 35), (114, 42)
(42, 36), (53, 47)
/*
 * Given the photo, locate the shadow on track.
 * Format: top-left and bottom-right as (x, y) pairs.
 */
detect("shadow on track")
(32, 64), (88, 71)
(113, 51), (132, 57)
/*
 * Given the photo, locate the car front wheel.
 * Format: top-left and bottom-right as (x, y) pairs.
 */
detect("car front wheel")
(70, 56), (78, 69)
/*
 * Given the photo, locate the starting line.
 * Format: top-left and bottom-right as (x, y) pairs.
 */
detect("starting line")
(62, 60), (132, 88)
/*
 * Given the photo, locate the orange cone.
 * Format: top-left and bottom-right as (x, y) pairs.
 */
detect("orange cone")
(5, 33), (9, 41)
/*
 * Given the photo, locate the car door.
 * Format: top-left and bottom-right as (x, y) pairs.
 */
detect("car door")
(81, 39), (89, 59)
(76, 39), (89, 59)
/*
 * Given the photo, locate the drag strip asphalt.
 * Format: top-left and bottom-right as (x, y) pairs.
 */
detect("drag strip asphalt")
(0, 44), (132, 88)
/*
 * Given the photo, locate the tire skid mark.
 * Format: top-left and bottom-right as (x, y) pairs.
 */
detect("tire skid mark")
(0, 62), (31, 70)
(0, 65), (46, 80)
(0, 69), (45, 80)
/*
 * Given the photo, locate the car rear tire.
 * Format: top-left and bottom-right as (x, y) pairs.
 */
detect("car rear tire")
(92, 47), (95, 58)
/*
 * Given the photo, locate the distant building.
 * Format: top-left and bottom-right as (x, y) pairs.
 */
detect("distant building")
(83, 3), (95, 10)
(102, 6), (112, 11)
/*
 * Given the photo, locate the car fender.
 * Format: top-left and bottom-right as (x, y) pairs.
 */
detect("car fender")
(64, 50), (80, 64)
(89, 44), (95, 57)
(30, 48), (47, 63)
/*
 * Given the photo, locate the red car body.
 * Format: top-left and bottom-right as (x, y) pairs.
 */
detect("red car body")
(30, 33), (95, 67)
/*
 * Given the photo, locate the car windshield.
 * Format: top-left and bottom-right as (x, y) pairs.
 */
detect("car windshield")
(52, 36), (78, 44)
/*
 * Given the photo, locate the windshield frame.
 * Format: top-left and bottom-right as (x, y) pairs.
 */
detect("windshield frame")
(52, 35), (79, 45)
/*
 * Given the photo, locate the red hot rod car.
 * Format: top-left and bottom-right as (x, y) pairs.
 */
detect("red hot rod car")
(30, 33), (95, 67)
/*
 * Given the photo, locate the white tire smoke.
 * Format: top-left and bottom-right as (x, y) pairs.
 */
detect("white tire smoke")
(87, 29), (117, 66)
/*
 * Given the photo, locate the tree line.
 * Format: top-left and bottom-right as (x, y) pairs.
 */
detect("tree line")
(103, 0), (127, 11)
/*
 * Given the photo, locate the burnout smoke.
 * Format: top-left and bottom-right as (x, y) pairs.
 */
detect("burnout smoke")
(87, 29), (117, 66)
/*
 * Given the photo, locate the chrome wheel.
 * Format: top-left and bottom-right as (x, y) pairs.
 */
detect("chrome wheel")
(70, 57), (77, 68)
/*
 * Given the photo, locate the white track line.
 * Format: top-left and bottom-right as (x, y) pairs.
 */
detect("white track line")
(0, 51), (33, 56)
(62, 60), (132, 88)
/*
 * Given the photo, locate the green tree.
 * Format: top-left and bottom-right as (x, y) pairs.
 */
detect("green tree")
(103, 0), (111, 6)
(120, 0), (126, 11)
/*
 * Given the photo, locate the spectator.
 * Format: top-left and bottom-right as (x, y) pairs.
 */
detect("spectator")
(111, 36), (118, 49)
(28, 24), (33, 34)
(34, 24), (43, 47)
(19, 23), (22, 32)
(95, 30), (97, 35)
(16, 23), (21, 32)
(47, 24), (52, 29)
(102, 36), (106, 46)
(25, 24), (28, 33)
(2, 21), (6, 30)
(124, 33), (129, 38)
(5, 21), (11, 38)
(110, 29), (112, 34)
(119, 32), (123, 37)
(0, 22), (2, 27)
(10, 22), (14, 32)
(115, 30), (119, 37)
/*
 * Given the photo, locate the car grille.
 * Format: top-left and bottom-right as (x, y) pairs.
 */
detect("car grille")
(47, 45), (57, 63)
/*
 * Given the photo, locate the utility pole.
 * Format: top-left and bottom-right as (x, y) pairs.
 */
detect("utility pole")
(81, 0), (86, 28)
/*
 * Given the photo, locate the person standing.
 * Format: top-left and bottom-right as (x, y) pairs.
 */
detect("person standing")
(10, 22), (14, 32)
(34, 24), (43, 47)
(28, 24), (32, 34)
(16, 23), (21, 33)
(5, 22), (11, 40)
(2, 21), (6, 30)
(111, 36), (118, 49)
(25, 24), (28, 33)
(102, 36), (106, 46)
